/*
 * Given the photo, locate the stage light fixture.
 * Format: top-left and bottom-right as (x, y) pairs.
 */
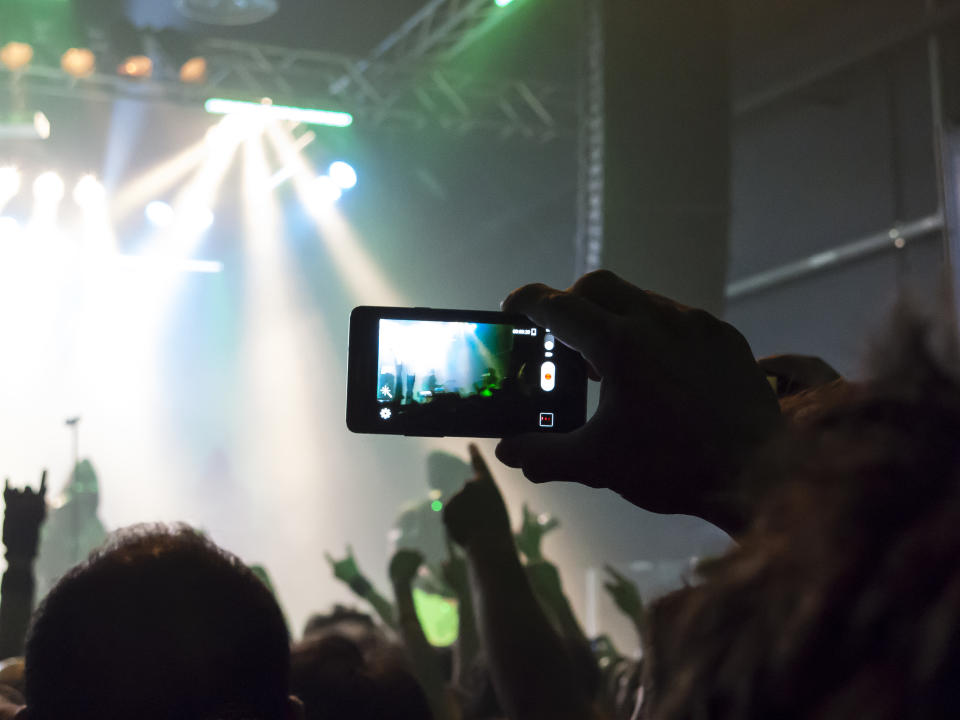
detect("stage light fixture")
(204, 98), (353, 128)
(33, 172), (65, 204)
(61, 48), (96, 78)
(175, 0), (278, 26)
(118, 55), (153, 79)
(0, 42), (33, 71)
(328, 161), (358, 190)
(73, 175), (106, 208)
(313, 176), (342, 206)
(145, 200), (175, 228)
(0, 167), (21, 199)
(495, 0), (515, 5)
(179, 56), (207, 84)
(184, 206), (215, 232)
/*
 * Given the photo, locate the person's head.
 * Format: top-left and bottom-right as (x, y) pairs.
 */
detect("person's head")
(643, 314), (960, 719)
(426, 451), (471, 496)
(23, 523), (299, 720)
(290, 634), (432, 720)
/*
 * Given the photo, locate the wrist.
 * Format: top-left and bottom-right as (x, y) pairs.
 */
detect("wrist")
(348, 575), (372, 596)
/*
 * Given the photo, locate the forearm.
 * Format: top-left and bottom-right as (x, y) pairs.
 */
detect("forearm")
(392, 579), (451, 720)
(452, 582), (480, 686)
(0, 558), (35, 659)
(348, 576), (398, 630)
(467, 539), (596, 720)
(526, 562), (588, 644)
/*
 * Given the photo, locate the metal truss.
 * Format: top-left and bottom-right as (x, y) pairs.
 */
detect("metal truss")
(0, 34), (574, 142)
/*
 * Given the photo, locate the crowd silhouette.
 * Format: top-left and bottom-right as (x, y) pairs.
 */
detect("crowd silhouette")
(1, 270), (959, 719)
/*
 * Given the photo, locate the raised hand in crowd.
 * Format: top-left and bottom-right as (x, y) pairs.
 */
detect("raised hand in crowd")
(441, 544), (480, 686)
(325, 545), (397, 630)
(388, 548), (454, 720)
(602, 565), (644, 644)
(0, 471), (48, 660)
(496, 269), (783, 535)
(514, 504), (559, 564)
(444, 444), (600, 720)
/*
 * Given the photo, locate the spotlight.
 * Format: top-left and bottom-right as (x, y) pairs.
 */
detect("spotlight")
(494, 0), (515, 6)
(0, 167), (21, 199)
(328, 161), (358, 190)
(73, 175), (106, 208)
(0, 42), (33, 71)
(179, 56), (207, 84)
(204, 98), (354, 128)
(118, 55), (153, 79)
(183, 206), (214, 232)
(145, 200), (175, 228)
(33, 172), (65, 204)
(313, 176), (342, 206)
(61, 48), (96, 78)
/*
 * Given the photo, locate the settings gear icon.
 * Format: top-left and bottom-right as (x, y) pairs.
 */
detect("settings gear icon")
(380, 407), (392, 420)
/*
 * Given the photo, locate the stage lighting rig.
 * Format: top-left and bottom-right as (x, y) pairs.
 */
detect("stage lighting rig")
(175, 0), (278, 26)
(328, 161), (357, 191)
(61, 48), (96, 79)
(0, 110), (50, 141)
(204, 98), (353, 128)
(33, 171), (65, 205)
(0, 41), (32, 71)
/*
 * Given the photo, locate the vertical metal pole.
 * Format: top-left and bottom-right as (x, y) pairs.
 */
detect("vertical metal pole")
(925, 0), (960, 322)
(574, 0), (605, 279)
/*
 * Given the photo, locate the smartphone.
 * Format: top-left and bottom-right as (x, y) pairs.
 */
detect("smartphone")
(346, 306), (588, 437)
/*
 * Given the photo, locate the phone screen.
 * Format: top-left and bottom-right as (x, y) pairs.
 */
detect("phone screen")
(347, 307), (587, 437)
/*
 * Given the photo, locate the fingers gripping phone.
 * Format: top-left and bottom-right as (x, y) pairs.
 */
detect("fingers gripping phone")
(346, 307), (588, 437)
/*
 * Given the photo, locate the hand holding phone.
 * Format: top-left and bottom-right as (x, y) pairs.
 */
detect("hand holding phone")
(346, 306), (588, 437)
(494, 270), (783, 536)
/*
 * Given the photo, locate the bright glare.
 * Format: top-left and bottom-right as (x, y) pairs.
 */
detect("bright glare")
(328, 161), (358, 190)
(118, 55), (153, 78)
(495, 0), (515, 6)
(204, 98), (353, 128)
(0, 217), (21, 238)
(0, 42), (33, 71)
(0, 167), (21, 205)
(145, 200), (175, 228)
(73, 175), (106, 208)
(183, 206), (215, 232)
(33, 172), (65, 204)
(313, 176), (342, 206)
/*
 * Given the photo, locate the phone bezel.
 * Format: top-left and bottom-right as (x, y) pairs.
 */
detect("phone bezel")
(346, 306), (588, 437)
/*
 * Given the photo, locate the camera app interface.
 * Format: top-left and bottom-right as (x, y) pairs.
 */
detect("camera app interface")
(375, 319), (553, 429)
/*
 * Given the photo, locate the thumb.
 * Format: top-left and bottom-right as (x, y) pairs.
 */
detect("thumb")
(495, 431), (594, 486)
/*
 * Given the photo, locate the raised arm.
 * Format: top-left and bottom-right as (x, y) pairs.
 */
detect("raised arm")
(325, 545), (397, 631)
(0, 472), (47, 659)
(444, 445), (600, 720)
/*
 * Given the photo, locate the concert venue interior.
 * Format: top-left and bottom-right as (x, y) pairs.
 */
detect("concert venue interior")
(1, 0), (959, 701)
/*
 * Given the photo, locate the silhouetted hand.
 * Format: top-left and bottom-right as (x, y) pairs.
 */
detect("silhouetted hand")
(389, 549), (424, 588)
(443, 445), (513, 551)
(324, 545), (362, 586)
(758, 354), (842, 396)
(440, 548), (470, 600)
(496, 270), (782, 535)
(3, 472), (47, 562)
(603, 565), (643, 625)
(515, 504), (559, 563)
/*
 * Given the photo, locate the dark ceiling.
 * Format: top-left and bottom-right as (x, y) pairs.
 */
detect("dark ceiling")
(68, 0), (581, 84)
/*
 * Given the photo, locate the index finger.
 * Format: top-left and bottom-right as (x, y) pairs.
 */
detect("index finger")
(324, 552), (335, 567)
(468, 443), (493, 482)
(501, 283), (612, 373)
(604, 564), (629, 582)
(39, 470), (47, 496)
